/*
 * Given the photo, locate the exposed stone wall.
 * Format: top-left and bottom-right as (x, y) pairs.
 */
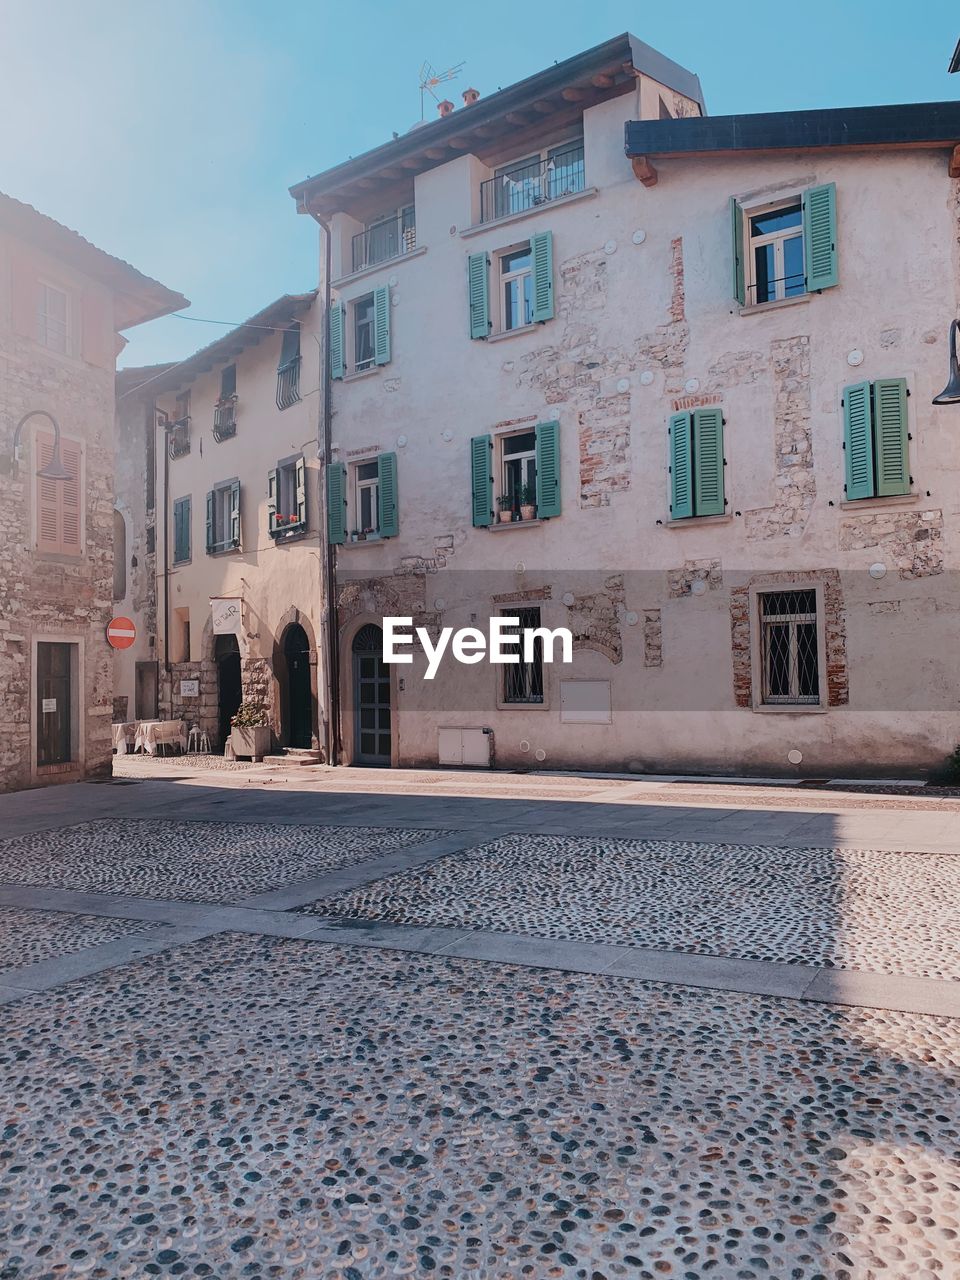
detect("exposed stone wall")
(564, 574), (624, 663)
(643, 609), (663, 668)
(668, 559), (723, 598)
(839, 508), (944, 579)
(0, 331), (115, 791)
(744, 336), (815, 541)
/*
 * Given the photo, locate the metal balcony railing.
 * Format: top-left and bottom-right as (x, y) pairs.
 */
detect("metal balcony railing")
(480, 144), (585, 224)
(351, 213), (416, 274)
(167, 417), (190, 460)
(212, 396), (237, 442)
(276, 356), (301, 411)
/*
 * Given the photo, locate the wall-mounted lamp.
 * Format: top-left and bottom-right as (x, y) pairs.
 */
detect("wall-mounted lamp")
(11, 409), (72, 480)
(932, 319), (960, 405)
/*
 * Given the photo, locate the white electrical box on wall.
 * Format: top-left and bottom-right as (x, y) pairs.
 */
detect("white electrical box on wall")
(438, 727), (491, 767)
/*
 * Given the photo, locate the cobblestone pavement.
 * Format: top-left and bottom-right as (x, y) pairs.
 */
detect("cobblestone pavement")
(301, 833), (960, 979)
(1, 933), (959, 1280)
(0, 820), (450, 903)
(0, 906), (159, 969)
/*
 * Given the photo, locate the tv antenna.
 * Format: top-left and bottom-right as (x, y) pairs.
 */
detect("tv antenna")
(419, 60), (465, 119)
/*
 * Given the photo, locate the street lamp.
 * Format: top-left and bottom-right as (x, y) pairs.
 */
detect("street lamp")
(932, 319), (960, 406)
(10, 409), (72, 480)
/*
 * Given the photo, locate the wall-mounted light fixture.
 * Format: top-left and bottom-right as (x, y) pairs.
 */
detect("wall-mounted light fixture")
(932, 319), (960, 405)
(11, 409), (72, 480)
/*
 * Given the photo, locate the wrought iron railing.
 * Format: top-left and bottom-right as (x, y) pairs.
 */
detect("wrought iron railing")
(351, 215), (417, 274)
(212, 396), (237, 442)
(480, 144), (585, 224)
(167, 417), (190, 460)
(276, 356), (301, 411)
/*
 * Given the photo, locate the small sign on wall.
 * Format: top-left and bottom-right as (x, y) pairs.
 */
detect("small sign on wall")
(41, 698), (57, 714)
(180, 679), (199, 697)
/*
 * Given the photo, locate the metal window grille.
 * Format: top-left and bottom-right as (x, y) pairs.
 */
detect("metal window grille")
(480, 142), (584, 224)
(503, 606), (544, 704)
(759, 589), (820, 705)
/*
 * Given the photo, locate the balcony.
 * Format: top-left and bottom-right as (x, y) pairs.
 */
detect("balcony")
(212, 395), (237, 442)
(480, 144), (585, 224)
(276, 355), (301, 411)
(167, 417), (190, 460)
(351, 209), (416, 274)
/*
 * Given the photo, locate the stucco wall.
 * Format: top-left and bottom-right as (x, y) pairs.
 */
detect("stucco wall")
(324, 93), (960, 775)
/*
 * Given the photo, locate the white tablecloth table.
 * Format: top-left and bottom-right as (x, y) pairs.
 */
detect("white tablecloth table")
(111, 722), (137, 754)
(133, 719), (187, 755)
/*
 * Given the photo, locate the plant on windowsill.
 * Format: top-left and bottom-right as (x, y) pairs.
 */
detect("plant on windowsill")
(519, 483), (537, 522)
(350, 529), (359, 543)
(229, 700), (271, 762)
(496, 494), (514, 524)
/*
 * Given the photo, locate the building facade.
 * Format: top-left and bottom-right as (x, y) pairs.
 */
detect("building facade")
(116, 294), (327, 755)
(289, 34), (960, 776)
(0, 193), (184, 792)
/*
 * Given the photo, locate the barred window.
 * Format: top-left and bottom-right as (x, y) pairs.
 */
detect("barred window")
(759, 589), (819, 705)
(502, 606), (544, 705)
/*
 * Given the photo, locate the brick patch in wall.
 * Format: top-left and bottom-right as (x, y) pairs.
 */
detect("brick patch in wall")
(744, 336), (815, 541)
(492, 587), (553, 605)
(564, 574), (625, 664)
(839, 508), (944, 580)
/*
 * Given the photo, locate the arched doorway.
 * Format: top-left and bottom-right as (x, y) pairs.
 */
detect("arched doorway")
(215, 634), (241, 749)
(352, 624), (391, 765)
(282, 623), (312, 748)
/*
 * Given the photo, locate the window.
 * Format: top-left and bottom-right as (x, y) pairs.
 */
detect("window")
(172, 608), (190, 664)
(330, 288), (390, 377)
(37, 283), (69, 353)
(205, 480), (240, 553)
(747, 202), (805, 305)
(113, 510), (126, 600)
(36, 431), (82, 555)
(759, 590), (820, 706)
(168, 390), (191, 459)
(214, 366), (237, 441)
(481, 137), (584, 222)
(326, 453), (398, 543)
(354, 295), (375, 371)
(731, 182), (837, 306)
(502, 607), (544, 704)
(352, 205), (416, 272)
(843, 379), (910, 500)
(268, 456), (306, 538)
(669, 407), (725, 519)
(471, 421), (561, 526)
(144, 411), (156, 511)
(500, 430), (537, 515)
(276, 323), (302, 410)
(468, 231), (554, 339)
(173, 495), (191, 563)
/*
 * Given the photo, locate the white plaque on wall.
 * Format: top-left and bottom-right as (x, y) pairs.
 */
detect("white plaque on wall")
(211, 597), (242, 635)
(180, 679), (199, 697)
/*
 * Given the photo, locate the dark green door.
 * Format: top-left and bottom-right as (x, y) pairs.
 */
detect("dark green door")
(352, 624), (391, 765)
(37, 642), (72, 765)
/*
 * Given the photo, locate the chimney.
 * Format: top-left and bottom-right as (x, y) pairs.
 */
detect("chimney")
(438, 99), (454, 118)
(462, 87), (480, 106)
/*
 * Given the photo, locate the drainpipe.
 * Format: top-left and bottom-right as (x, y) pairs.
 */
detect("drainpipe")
(157, 408), (171, 688)
(305, 208), (340, 766)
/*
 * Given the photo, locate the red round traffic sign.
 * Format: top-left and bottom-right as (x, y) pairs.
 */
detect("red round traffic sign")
(106, 616), (137, 650)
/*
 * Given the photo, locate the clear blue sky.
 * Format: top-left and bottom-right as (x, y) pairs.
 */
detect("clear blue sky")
(1, 0), (956, 368)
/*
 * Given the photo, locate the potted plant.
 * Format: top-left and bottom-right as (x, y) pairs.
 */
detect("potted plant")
(519, 483), (537, 522)
(496, 494), (514, 524)
(229, 700), (271, 761)
(350, 530), (359, 543)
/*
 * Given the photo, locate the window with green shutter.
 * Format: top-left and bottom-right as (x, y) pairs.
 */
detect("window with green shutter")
(669, 407), (725, 518)
(534, 420), (561, 517)
(206, 480), (241, 553)
(531, 230), (554, 323)
(269, 456), (308, 539)
(373, 285), (391, 365)
(468, 252), (490, 339)
(326, 461), (347, 545)
(329, 300), (346, 379)
(842, 378), (909, 500)
(731, 181), (837, 307)
(470, 434), (493, 527)
(377, 451), (398, 537)
(173, 495), (191, 564)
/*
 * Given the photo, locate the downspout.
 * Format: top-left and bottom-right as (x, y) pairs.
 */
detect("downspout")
(157, 407), (171, 689)
(306, 208), (340, 766)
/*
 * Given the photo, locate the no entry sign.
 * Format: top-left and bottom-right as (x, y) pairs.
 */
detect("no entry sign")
(106, 616), (136, 650)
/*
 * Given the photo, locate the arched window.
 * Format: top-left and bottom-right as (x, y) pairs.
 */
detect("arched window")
(113, 509), (126, 601)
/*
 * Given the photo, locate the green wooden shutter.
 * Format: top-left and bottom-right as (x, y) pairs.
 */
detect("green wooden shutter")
(267, 467), (279, 535)
(173, 497), (190, 562)
(842, 381), (875, 501)
(872, 378), (909, 496)
(803, 182), (838, 292)
(531, 230), (554, 323)
(730, 197), (746, 306)
(229, 480), (241, 547)
(329, 300), (345, 379)
(205, 489), (215, 552)
(373, 285), (391, 366)
(535, 420), (561, 518)
(669, 412), (693, 519)
(295, 455), (307, 528)
(693, 407), (725, 516)
(470, 434), (493, 527)
(468, 252), (489, 339)
(377, 451), (398, 537)
(326, 461), (347, 545)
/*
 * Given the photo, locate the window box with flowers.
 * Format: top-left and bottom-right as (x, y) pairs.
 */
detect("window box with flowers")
(268, 456), (307, 541)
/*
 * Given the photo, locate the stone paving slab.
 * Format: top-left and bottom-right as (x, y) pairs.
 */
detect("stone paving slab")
(2, 932), (960, 1279)
(0, 820), (452, 903)
(0, 905), (161, 970)
(299, 833), (960, 980)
